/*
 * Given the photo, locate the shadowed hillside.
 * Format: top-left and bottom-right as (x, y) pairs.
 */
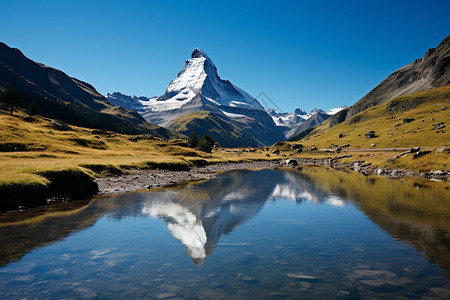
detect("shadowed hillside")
(0, 42), (175, 137)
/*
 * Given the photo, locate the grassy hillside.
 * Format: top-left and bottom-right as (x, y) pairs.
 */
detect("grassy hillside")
(0, 41), (176, 137)
(345, 35), (450, 119)
(0, 108), (276, 190)
(1, 89), (449, 210)
(299, 86), (450, 149)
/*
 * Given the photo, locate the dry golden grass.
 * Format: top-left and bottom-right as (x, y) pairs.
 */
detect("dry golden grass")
(0, 109), (275, 187)
(284, 86), (450, 171)
(299, 86), (450, 149)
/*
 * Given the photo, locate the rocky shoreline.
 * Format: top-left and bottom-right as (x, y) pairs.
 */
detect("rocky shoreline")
(95, 159), (449, 196)
(95, 161), (282, 195)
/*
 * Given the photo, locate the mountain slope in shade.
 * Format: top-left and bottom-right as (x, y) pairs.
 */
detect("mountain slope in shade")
(287, 111), (331, 139)
(108, 48), (284, 147)
(167, 111), (266, 148)
(0, 42), (174, 137)
(345, 35), (450, 120)
(104, 92), (148, 112)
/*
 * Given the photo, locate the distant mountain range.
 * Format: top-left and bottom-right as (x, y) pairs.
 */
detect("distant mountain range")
(267, 106), (346, 138)
(0, 42), (175, 138)
(106, 49), (346, 145)
(107, 89), (346, 143)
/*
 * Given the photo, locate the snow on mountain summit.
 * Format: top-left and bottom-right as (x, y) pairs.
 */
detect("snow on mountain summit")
(145, 48), (265, 112)
(104, 48), (347, 145)
(191, 48), (212, 60)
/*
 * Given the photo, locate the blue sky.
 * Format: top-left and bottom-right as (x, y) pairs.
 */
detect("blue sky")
(1, 0), (449, 112)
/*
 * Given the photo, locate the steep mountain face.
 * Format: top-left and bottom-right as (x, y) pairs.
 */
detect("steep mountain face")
(287, 111), (331, 139)
(107, 48), (284, 147)
(268, 108), (307, 128)
(0, 42), (174, 137)
(156, 48), (265, 111)
(346, 35), (450, 120)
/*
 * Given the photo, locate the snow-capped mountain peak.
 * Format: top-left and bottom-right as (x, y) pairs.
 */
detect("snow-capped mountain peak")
(107, 48), (283, 147)
(145, 48), (264, 112)
(104, 48), (346, 146)
(191, 48), (211, 60)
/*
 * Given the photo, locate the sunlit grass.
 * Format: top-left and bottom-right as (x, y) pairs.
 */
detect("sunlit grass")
(0, 109), (274, 188)
(297, 86), (450, 149)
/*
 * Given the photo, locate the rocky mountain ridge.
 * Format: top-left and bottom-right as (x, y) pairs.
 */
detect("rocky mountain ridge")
(344, 35), (450, 120)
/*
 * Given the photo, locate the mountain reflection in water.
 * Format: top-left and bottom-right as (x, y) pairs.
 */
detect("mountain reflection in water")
(139, 169), (336, 265)
(0, 167), (449, 273)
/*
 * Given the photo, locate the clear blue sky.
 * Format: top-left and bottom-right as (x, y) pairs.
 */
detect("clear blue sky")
(1, 0), (449, 113)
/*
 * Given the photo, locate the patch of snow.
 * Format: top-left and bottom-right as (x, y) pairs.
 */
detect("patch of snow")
(222, 111), (247, 119)
(326, 105), (347, 115)
(223, 191), (247, 201)
(142, 95), (193, 111)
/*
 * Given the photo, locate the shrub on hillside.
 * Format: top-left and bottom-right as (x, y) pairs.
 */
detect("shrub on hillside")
(188, 131), (199, 148)
(1, 90), (21, 116)
(197, 134), (215, 153)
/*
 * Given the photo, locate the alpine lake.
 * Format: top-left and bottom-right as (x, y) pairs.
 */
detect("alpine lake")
(0, 167), (449, 299)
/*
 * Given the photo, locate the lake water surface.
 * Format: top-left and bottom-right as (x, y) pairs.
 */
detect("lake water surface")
(0, 167), (449, 299)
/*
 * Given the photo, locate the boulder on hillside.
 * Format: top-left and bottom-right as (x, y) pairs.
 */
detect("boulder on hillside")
(365, 131), (376, 138)
(52, 120), (71, 131)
